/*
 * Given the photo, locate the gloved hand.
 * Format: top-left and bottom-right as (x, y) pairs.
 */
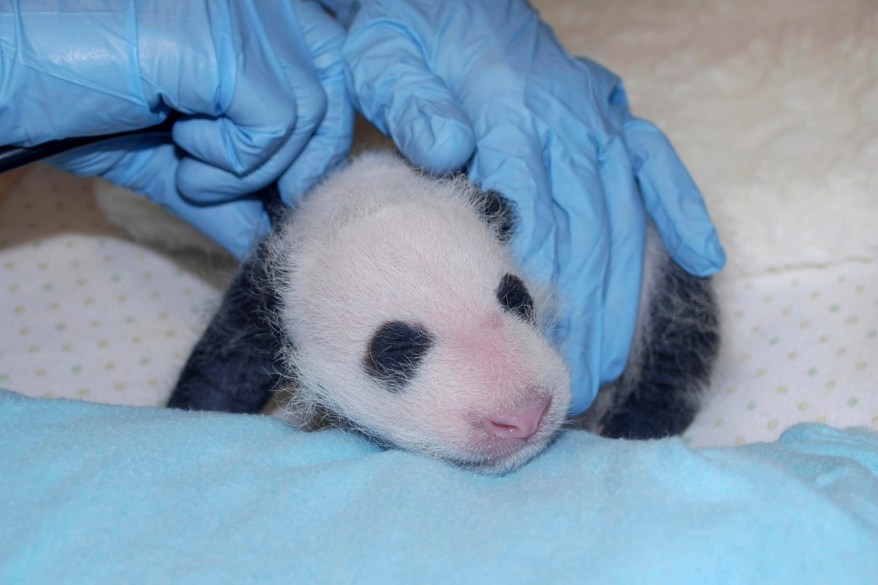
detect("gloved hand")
(321, 0), (726, 414)
(0, 1), (353, 258)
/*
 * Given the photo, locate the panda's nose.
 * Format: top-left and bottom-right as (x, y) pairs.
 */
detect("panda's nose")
(481, 395), (551, 440)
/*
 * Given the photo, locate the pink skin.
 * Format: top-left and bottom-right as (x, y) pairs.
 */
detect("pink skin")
(481, 395), (551, 440)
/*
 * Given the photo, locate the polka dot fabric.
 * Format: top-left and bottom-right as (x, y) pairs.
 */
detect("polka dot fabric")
(685, 263), (878, 446)
(0, 166), (231, 407)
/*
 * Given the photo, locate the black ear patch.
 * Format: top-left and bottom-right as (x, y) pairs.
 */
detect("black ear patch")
(476, 189), (516, 244)
(364, 321), (434, 392)
(496, 274), (536, 324)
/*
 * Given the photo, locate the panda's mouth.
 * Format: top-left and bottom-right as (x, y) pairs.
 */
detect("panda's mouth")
(451, 412), (565, 474)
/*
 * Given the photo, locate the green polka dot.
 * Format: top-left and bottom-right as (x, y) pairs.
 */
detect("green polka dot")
(830, 304), (840, 312)
(848, 397), (859, 407)
(746, 401), (757, 411)
(0, 373), (8, 382)
(55, 323), (66, 331)
(768, 337), (779, 346)
(807, 367), (818, 376)
(867, 329), (876, 339)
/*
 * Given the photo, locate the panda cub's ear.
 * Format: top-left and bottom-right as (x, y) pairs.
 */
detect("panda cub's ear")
(475, 189), (516, 244)
(443, 169), (516, 243)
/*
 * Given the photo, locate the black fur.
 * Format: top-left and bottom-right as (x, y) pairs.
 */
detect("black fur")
(363, 321), (434, 392)
(475, 189), (516, 243)
(496, 273), (536, 325)
(167, 186), (288, 413)
(597, 260), (719, 439)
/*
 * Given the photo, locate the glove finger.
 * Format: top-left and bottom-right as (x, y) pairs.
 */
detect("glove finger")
(625, 118), (726, 276)
(595, 136), (647, 385)
(279, 1), (354, 203)
(344, 21), (475, 173)
(172, 2), (327, 179)
(540, 136), (613, 415)
(51, 137), (270, 258)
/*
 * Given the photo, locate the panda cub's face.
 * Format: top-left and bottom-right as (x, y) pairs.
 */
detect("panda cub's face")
(273, 153), (571, 474)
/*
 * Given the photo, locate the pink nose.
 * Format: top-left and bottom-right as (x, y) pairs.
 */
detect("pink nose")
(481, 396), (551, 440)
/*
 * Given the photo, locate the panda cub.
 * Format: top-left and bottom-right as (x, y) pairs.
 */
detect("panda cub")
(169, 151), (719, 473)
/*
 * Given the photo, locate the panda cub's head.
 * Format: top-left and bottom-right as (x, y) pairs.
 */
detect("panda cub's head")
(267, 152), (571, 474)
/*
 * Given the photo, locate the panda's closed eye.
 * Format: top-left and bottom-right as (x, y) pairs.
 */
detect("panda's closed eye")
(364, 321), (434, 392)
(496, 273), (535, 324)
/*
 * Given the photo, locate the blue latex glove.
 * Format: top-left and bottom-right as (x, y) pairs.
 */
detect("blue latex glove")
(321, 0), (726, 414)
(0, 1), (353, 258)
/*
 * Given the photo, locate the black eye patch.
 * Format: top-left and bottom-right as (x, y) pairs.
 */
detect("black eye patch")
(496, 274), (535, 324)
(364, 321), (434, 392)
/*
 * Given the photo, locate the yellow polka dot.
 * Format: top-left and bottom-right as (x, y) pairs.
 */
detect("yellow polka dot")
(734, 436), (746, 445)
(846, 316), (859, 325)
(2, 260), (13, 269)
(788, 352), (798, 360)
(148, 378), (159, 387)
(810, 291), (820, 299)
(114, 382), (126, 391)
(756, 369), (767, 378)
(98, 340), (109, 348)
(117, 294), (128, 303)
(871, 416), (878, 427)
(815, 416), (827, 424)
(798, 402), (809, 411)
(725, 386), (737, 395)
(28, 346), (38, 354)
(62, 343), (72, 352)
(782, 307), (792, 316)
(825, 380), (836, 390)
(819, 335), (830, 344)
(763, 295), (773, 303)
(767, 420), (778, 430)
(715, 419), (724, 428)
(37, 262), (47, 270)
(739, 354), (750, 364)
(751, 325), (762, 333)
(800, 320), (811, 329)
(35, 368), (46, 378)
(857, 362), (868, 370)
(777, 385), (788, 394)
(855, 284), (865, 293)
(132, 336), (144, 344)
(165, 330), (177, 338)
(84, 297), (95, 306)
(104, 361), (115, 370)
(837, 275), (847, 283)
(9, 284), (18, 293)
(158, 311), (169, 320)
(19, 327), (30, 336)
(77, 388), (90, 397)
(837, 348), (847, 356)
(90, 319), (102, 328)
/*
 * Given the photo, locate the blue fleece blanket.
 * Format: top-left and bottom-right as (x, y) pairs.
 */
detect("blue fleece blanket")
(2, 390), (877, 584)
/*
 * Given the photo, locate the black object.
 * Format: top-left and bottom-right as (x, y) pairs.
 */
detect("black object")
(0, 116), (178, 174)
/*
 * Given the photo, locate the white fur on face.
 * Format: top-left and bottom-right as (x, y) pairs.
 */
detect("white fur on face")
(268, 152), (571, 473)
